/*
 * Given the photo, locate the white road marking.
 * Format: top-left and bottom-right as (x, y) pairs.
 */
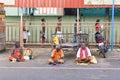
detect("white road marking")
(0, 67), (120, 70)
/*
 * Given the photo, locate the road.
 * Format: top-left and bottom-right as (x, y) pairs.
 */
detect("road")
(0, 66), (120, 80)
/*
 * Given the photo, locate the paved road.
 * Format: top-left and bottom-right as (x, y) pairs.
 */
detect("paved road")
(0, 67), (120, 80)
(0, 58), (120, 80)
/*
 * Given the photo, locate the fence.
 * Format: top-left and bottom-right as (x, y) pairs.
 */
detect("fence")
(6, 21), (120, 46)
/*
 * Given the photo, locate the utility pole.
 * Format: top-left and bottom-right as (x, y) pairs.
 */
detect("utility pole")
(111, 0), (115, 51)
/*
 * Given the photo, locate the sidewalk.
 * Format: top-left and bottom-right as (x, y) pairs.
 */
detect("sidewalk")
(0, 48), (120, 68)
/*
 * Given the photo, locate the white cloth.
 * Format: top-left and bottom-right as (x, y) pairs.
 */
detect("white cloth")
(56, 31), (63, 39)
(24, 56), (30, 60)
(27, 32), (31, 36)
(76, 47), (91, 58)
(23, 31), (28, 39)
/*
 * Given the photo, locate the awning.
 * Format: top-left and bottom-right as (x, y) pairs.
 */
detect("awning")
(4, 0), (117, 8)
(15, 0), (83, 8)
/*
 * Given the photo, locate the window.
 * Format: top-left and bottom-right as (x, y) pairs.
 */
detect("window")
(80, 8), (106, 16)
(64, 8), (77, 15)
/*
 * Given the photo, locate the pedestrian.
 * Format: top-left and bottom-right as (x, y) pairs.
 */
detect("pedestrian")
(95, 19), (104, 45)
(23, 18), (26, 28)
(41, 18), (46, 43)
(95, 19), (101, 32)
(23, 27), (30, 44)
(73, 19), (80, 43)
(55, 16), (63, 43)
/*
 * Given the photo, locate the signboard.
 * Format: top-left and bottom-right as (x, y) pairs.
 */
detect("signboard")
(84, 0), (120, 5)
(80, 8), (106, 16)
(0, 14), (5, 18)
(0, 0), (15, 5)
(34, 8), (63, 15)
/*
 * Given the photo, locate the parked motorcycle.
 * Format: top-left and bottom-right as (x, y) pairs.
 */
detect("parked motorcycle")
(95, 31), (108, 58)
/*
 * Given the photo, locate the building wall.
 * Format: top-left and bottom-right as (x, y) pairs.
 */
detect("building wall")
(6, 16), (120, 22)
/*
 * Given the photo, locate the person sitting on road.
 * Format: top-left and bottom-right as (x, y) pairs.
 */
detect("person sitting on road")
(48, 45), (64, 65)
(8, 41), (25, 62)
(76, 42), (97, 64)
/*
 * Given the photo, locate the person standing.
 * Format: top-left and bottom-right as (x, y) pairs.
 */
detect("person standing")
(55, 16), (62, 34)
(55, 16), (63, 43)
(95, 19), (101, 32)
(23, 27), (28, 43)
(23, 27), (30, 45)
(95, 19), (104, 44)
(73, 19), (80, 43)
(23, 19), (26, 28)
(41, 18), (46, 43)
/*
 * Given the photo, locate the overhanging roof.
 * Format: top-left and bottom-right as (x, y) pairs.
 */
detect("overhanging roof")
(4, 0), (120, 8)
(15, 0), (84, 8)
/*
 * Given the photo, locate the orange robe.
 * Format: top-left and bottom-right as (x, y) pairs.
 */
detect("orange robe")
(9, 46), (25, 62)
(48, 49), (64, 64)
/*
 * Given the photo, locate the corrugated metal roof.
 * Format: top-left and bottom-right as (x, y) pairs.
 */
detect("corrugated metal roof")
(4, 0), (120, 8)
(15, 0), (83, 8)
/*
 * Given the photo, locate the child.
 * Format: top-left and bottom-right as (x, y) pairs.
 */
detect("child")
(23, 27), (30, 43)
(40, 31), (47, 43)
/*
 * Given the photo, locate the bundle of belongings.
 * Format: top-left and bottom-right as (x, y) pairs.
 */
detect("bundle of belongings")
(23, 48), (34, 60)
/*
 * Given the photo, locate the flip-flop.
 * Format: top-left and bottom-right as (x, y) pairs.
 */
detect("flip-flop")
(52, 63), (59, 67)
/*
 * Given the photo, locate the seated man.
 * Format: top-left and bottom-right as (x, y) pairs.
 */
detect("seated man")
(76, 42), (97, 64)
(8, 41), (25, 62)
(48, 45), (64, 65)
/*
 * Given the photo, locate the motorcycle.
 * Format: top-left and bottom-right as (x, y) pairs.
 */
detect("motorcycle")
(95, 31), (108, 58)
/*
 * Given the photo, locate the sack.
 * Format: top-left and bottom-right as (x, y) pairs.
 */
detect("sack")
(24, 48), (33, 59)
(24, 56), (30, 60)
(53, 36), (59, 45)
(27, 32), (31, 36)
(24, 48), (32, 56)
(90, 56), (97, 64)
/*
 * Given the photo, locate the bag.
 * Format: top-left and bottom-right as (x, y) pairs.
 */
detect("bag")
(53, 36), (59, 45)
(24, 56), (30, 60)
(24, 48), (33, 60)
(27, 32), (31, 36)
(90, 56), (97, 64)
(24, 48), (32, 56)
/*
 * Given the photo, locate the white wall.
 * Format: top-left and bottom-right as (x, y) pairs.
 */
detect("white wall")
(5, 7), (19, 16)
